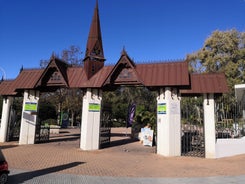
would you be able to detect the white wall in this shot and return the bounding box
[216,137,245,158]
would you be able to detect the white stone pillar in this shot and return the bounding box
[0,96,13,142]
[19,90,39,145]
[80,88,102,150]
[157,87,181,156]
[203,93,216,158]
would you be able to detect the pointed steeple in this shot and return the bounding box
[84,1,105,79]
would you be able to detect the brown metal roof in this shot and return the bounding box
[11,69,44,90]
[180,73,229,95]
[67,67,87,88]
[82,66,113,88]
[0,61,228,96]
[136,61,189,87]
[62,66,113,88]
[0,80,16,96]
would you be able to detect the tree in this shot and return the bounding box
[187,29,245,91]
[102,86,157,127]
[40,45,83,68]
[61,45,83,66]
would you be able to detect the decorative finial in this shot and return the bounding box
[121,46,127,56]
[20,65,23,73]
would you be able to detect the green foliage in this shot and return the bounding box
[187,29,245,92]
[181,97,203,125]
[102,86,156,127]
[38,101,57,123]
[41,119,57,126]
[135,107,156,133]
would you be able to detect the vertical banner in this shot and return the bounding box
[127,103,136,128]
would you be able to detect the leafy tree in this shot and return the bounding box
[187,29,245,91]
[102,86,157,127]
[38,101,57,123]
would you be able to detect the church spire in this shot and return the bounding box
[84,0,105,79]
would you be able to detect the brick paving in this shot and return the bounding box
[1,128,245,183]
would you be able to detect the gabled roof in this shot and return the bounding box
[103,50,143,87]
[180,73,229,95]
[35,56,69,90]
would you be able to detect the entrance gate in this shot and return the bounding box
[99,110,112,148]
[7,105,20,141]
[35,123,50,143]
[181,97,205,157]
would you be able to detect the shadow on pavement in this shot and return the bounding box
[105,137,138,148]
[0,145,19,150]
[8,162,84,183]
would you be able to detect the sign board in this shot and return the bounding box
[141,128,154,147]
[24,102,37,112]
[157,103,166,114]
[89,103,101,112]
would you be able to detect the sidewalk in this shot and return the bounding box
[1,128,245,183]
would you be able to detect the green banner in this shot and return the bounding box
[24,102,37,112]
[157,103,166,114]
[89,103,100,112]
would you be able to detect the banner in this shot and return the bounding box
[127,103,136,128]
[89,103,101,112]
[141,127,154,147]
[24,102,37,112]
[157,103,166,114]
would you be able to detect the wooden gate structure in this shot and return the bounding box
[0,1,229,158]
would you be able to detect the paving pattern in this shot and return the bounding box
[1,128,245,183]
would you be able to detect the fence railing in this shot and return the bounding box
[216,118,245,139]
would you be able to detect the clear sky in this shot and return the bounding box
[0,0,244,79]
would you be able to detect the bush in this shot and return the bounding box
[41,119,57,126]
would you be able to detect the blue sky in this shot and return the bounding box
[0,0,244,79]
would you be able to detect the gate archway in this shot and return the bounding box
[0,2,229,158]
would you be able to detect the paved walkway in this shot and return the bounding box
[1,128,245,183]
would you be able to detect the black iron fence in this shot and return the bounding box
[215,98,245,139]
[181,97,205,157]
[35,125,50,143]
[99,111,112,148]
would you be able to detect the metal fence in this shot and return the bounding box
[35,125,50,143]
[181,97,205,157]
[215,98,245,139]
[99,111,111,148]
